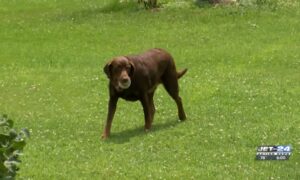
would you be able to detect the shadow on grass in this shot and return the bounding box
[56,1,212,22]
[195,0,214,8]
[100,0,142,13]
[55,1,143,23]
[106,118,183,144]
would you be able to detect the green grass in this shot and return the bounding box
[0,0,299,179]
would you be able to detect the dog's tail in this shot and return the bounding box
[177,68,188,79]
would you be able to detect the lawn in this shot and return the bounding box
[0,0,299,179]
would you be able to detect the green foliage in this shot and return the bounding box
[0,115,30,179]
[138,0,158,9]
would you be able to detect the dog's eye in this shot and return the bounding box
[112,66,121,72]
[118,65,123,69]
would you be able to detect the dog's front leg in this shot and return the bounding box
[102,96,118,139]
[140,94,152,131]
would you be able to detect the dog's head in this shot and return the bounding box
[104,56,135,92]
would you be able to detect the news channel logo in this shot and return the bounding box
[256,145,292,160]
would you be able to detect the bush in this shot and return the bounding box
[0,115,30,179]
[138,0,158,9]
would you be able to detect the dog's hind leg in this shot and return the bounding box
[162,72,186,121]
[148,92,156,123]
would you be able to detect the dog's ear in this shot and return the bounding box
[104,61,112,78]
[129,61,135,77]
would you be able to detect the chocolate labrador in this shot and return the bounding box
[102,48,187,139]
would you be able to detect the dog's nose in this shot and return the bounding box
[121,77,129,84]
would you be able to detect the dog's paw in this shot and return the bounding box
[101,133,109,140]
[179,113,186,121]
[144,128,151,133]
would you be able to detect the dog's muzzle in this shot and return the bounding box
[118,79,131,89]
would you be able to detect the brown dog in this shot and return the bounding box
[102,48,187,139]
